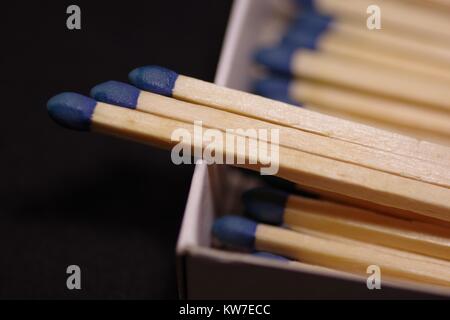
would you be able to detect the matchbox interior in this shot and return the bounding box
[175,0,450,299]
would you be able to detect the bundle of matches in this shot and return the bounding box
[212,187,450,288]
[48,65,450,286]
[254,0,450,145]
[48,65,450,223]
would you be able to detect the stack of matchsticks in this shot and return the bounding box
[47,64,450,288]
[254,0,450,146]
[213,187,450,287]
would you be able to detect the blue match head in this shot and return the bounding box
[128,65,178,97]
[90,81,140,109]
[282,26,324,50]
[253,77,301,106]
[294,11,333,29]
[212,215,257,250]
[253,252,290,262]
[47,92,97,131]
[254,46,298,74]
[242,187,288,225]
[294,0,316,10]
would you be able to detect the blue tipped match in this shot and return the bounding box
[243,188,288,226]
[293,12,333,32]
[253,252,290,262]
[128,65,178,97]
[295,0,316,10]
[254,77,301,106]
[254,46,298,74]
[212,216,257,249]
[90,81,140,109]
[47,93,97,131]
[282,26,324,50]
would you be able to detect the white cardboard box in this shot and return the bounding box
[175,0,450,299]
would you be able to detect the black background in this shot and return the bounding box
[1,1,232,299]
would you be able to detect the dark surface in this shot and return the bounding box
[1,1,232,299]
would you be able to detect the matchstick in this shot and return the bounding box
[128,66,450,167]
[420,0,450,10]
[297,184,450,227]
[293,225,450,269]
[46,92,450,222]
[288,12,450,70]
[47,92,193,150]
[254,77,450,144]
[296,0,450,41]
[243,188,450,261]
[284,22,450,83]
[213,215,450,287]
[91,80,450,188]
[255,45,450,113]
[283,12,450,74]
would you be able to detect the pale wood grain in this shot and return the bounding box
[90,102,450,222]
[315,31,450,82]
[292,50,450,113]
[298,184,450,227]
[289,79,450,144]
[315,0,450,40]
[283,194,450,260]
[324,21,450,68]
[136,91,450,188]
[174,75,450,167]
[255,223,450,287]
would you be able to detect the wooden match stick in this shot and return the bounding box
[420,0,450,10]
[91,81,450,188]
[255,46,450,114]
[297,0,450,41]
[255,77,450,144]
[213,215,450,287]
[289,12,450,71]
[284,23,450,83]
[321,19,450,68]
[128,65,450,167]
[297,184,450,227]
[243,188,450,261]
[46,92,450,222]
